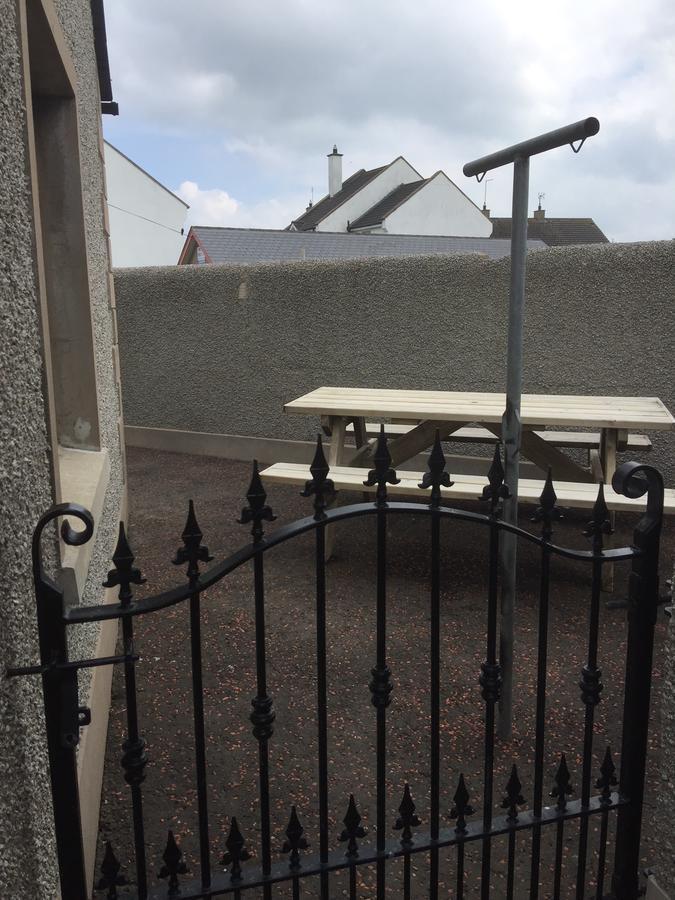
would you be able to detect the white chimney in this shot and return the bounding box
[328,145,343,197]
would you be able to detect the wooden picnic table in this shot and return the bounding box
[284,387,675,486]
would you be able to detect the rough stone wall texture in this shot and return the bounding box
[0,4,61,896]
[0,1,124,897]
[115,240,675,480]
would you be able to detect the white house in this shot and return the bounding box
[104,141,189,266]
[288,147,492,238]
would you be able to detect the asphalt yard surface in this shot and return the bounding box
[94,447,674,898]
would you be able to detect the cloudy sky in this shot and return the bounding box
[103,0,675,241]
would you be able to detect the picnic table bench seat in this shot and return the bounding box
[344,422,652,452]
[260,462,675,515]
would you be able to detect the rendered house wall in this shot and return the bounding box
[382,173,493,237]
[0,1,126,896]
[104,142,188,266]
[0,3,60,894]
[317,157,420,232]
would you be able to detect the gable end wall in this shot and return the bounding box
[383,173,493,237]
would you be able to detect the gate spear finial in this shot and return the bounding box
[173,499,213,582]
[450,774,474,834]
[301,434,336,518]
[551,754,574,811]
[340,794,366,857]
[419,430,453,507]
[239,460,276,542]
[222,816,250,882]
[363,425,400,504]
[501,764,526,822]
[394,782,421,846]
[282,805,309,869]
[103,522,146,607]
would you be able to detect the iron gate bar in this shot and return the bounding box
[418,431,452,898]
[31,504,94,900]
[173,500,214,891]
[479,444,508,899]
[577,484,612,896]
[529,469,561,898]
[394,782,420,899]
[299,434,334,898]
[612,463,664,899]
[62,509,642,627]
[13,436,664,900]
[503,764,526,899]
[240,461,277,900]
[551,754,574,898]
[364,426,398,900]
[104,524,150,898]
[142,794,627,899]
[596,747,619,898]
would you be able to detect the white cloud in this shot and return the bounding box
[177,181,239,226]
[177,181,304,230]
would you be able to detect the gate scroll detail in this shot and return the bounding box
[8,433,664,900]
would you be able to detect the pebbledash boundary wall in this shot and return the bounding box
[114,240,675,481]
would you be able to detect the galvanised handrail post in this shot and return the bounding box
[32,505,94,900]
[611,463,664,899]
[463,116,600,738]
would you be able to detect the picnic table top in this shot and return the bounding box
[284,387,675,431]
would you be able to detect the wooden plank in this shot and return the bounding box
[386,420,468,467]
[589,449,604,482]
[284,387,675,431]
[344,423,652,450]
[320,415,333,436]
[260,463,675,514]
[287,387,672,410]
[519,430,596,483]
[320,401,668,417]
[600,429,618,483]
[481,423,595,484]
[349,438,377,466]
[293,387,670,407]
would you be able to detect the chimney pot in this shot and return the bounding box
[533,207,546,221]
[327,145,343,197]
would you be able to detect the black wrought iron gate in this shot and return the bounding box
[9,433,664,899]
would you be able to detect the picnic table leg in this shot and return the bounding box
[350,417,373,502]
[352,416,367,450]
[599,429,618,592]
[325,416,348,561]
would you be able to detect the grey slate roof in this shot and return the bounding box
[289,165,386,231]
[185,226,546,264]
[349,179,428,229]
[490,216,608,246]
